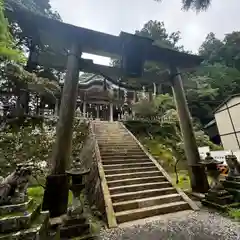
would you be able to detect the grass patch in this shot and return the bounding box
[170,170,190,191]
[228,208,240,221]
[68,191,73,205]
[170,170,214,191]
[28,186,44,203]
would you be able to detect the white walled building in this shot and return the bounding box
[214,94,240,151]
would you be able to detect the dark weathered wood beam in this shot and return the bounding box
[6,6,203,69]
[35,53,169,85]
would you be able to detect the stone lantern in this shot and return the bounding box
[222,155,240,202]
[200,154,235,209]
[66,159,90,218]
[59,159,90,239]
[200,155,224,191]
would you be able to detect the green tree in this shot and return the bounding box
[136,20,183,50]
[133,94,174,119]
[0,0,24,61]
[156,0,211,11]
[199,32,224,63]
[184,62,240,124]
[199,31,240,70]
[5,0,62,20]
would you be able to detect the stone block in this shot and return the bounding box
[225,176,240,182]
[201,199,240,211]
[222,177,240,201]
[201,188,239,211]
[0,211,49,240]
[0,199,33,216]
[0,203,40,233]
[223,180,240,190]
[60,223,90,239]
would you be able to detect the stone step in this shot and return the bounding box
[99,147,140,152]
[104,166,158,175]
[96,135,131,139]
[222,180,240,190]
[109,182,172,195]
[97,137,132,143]
[113,194,183,212]
[98,143,138,148]
[106,171,162,181]
[101,154,147,159]
[98,141,137,145]
[111,187,177,202]
[115,201,190,223]
[107,176,166,188]
[225,188,240,201]
[98,143,139,148]
[60,223,90,239]
[103,162,155,170]
[102,159,152,165]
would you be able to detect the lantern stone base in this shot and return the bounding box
[201,188,239,211]
[222,176,240,202]
[60,220,90,239]
[49,215,95,239]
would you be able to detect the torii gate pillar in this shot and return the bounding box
[42,42,82,217]
[170,66,209,193]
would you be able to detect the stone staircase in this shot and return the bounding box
[91,120,198,226]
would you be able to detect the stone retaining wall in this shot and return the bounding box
[80,130,106,222]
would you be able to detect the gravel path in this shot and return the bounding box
[99,210,240,240]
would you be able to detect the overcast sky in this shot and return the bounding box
[50,0,239,65]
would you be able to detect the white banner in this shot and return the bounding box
[198,146,240,164]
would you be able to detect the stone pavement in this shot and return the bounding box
[99,209,240,240]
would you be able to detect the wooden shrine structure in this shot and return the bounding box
[5,5,209,217]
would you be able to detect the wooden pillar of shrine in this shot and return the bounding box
[54,98,59,116]
[109,102,113,122]
[83,101,86,118]
[42,42,82,217]
[96,105,100,119]
[170,66,209,193]
[18,42,37,114]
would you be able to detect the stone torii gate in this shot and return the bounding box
[7,6,209,217]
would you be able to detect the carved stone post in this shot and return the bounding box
[170,66,209,193]
[42,42,82,217]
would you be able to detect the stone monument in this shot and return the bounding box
[222,155,240,202]
[0,164,49,240]
[200,153,237,210]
